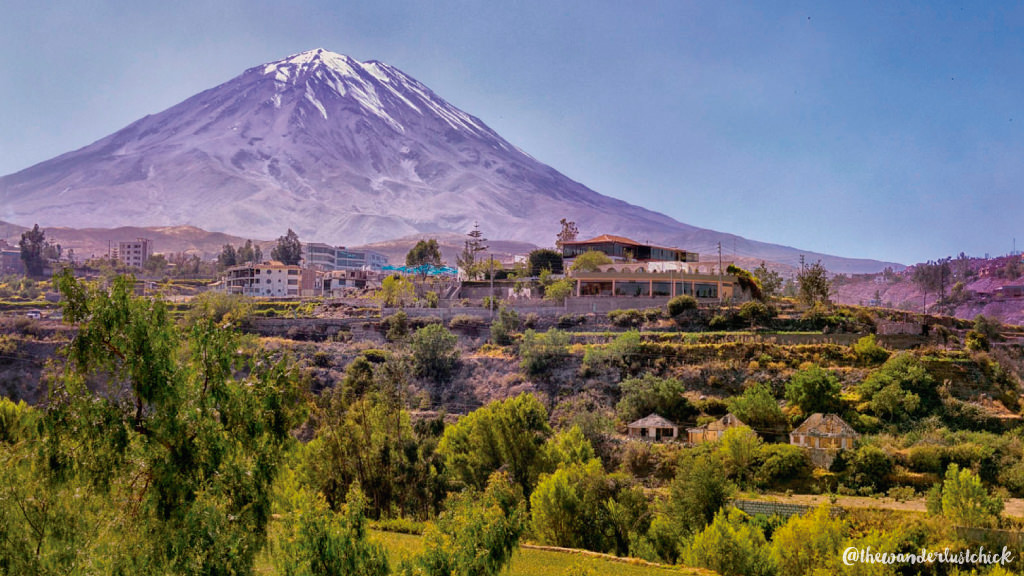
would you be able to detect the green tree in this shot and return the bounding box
[377,275,416,308]
[852,334,890,366]
[218,243,238,268]
[685,507,773,576]
[456,223,488,276]
[616,374,693,424]
[569,250,612,273]
[785,365,842,415]
[940,463,1003,528]
[543,278,575,302]
[727,264,763,301]
[518,328,570,378]
[716,425,763,488]
[531,459,648,555]
[770,505,847,576]
[18,223,47,277]
[666,451,735,537]
[797,259,831,306]
[406,239,443,267]
[752,261,783,300]
[727,383,787,431]
[437,393,552,496]
[238,239,263,264]
[399,472,527,576]
[272,228,303,265]
[143,253,169,275]
[410,323,459,383]
[846,444,893,492]
[542,425,596,469]
[1,270,304,574]
[528,249,564,275]
[858,353,938,422]
[490,306,520,346]
[738,300,776,327]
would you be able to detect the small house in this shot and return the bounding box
[790,413,859,468]
[627,413,678,441]
[687,413,747,444]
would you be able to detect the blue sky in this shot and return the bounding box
[2,1,1022,265]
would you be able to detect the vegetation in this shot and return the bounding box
[784,364,842,415]
[378,275,416,307]
[555,218,579,251]
[666,294,697,317]
[410,323,460,383]
[519,328,570,377]
[796,259,831,306]
[271,228,303,265]
[406,239,443,267]
[570,250,613,273]
[528,249,564,275]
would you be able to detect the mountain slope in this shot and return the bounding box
[0,48,899,273]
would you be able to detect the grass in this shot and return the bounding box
[369,529,712,576]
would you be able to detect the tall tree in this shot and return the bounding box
[18,223,47,277]
[218,243,238,269]
[752,261,783,300]
[238,239,262,264]
[528,249,564,276]
[406,239,443,267]
[796,259,831,306]
[555,218,579,251]
[456,223,488,276]
[271,228,303,265]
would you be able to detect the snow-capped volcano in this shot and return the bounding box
[0,49,897,273]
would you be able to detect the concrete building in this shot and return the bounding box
[223,261,303,297]
[561,234,699,263]
[0,240,24,275]
[571,262,737,301]
[301,242,388,271]
[117,238,152,269]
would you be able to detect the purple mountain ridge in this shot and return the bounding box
[0,48,899,273]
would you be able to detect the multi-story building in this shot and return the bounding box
[117,238,152,269]
[0,240,25,275]
[223,261,303,297]
[301,242,388,271]
[561,234,699,263]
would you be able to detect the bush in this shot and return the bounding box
[755,444,810,488]
[519,328,570,378]
[784,365,842,415]
[490,307,520,346]
[411,323,459,383]
[851,334,890,365]
[523,313,539,329]
[667,295,698,317]
[607,309,645,328]
[556,313,586,328]
[616,374,693,423]
[845,444,892,492]
[738,301,776,327]
[383,310,410,342]
[312,351,333,368]
[449,314,485,332]
[425,291,439,308]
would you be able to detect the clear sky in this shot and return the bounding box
[2,1,1022,265]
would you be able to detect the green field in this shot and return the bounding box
[369,530,712,576]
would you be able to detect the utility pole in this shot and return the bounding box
[489,255,495,318]
[717,242,723,304]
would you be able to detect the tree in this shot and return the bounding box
[727,383,786,432]
[410,323,459,383]
[716,426,763,488]
[377,275,416,308]
[727,264,763,301]
[238,239,262,264]
[797,259,831,306]
[939,463,1003,528]
[667,295,698,317]
[528,249,564,275]
[4,270,305,573]
[18,223,47,277]
[406,238,443,267]
[785,365,842,415]
[666,451,735,536]
[143,253,169,275]
[770,505,847,576]
[685,508,773,576]
[519,328,570,378]
[543,278,575,302]
[218,243,238,268]
[912,258,951,309]
[456,223,488,275]
[555,218,579,251]
[858,353,938,423]
[438,393,552,496]
[616,374,693,423]
[272,228,303,265]
[569,250,612,273]
[490,306,520,346]
[753,261,783,300]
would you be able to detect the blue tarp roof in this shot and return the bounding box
[382,264,459,276]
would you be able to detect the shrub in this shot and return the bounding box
[556,313,585,328]
[449,314,485,331]
[607,308,645,328]
[784,365,842,415]
[727,383,786,431]
[312,351,333,368]
[523,313,539,329]
[667,295,698,317]
[738,301,776,327]
[851,334,890,365]
[616,374,692,423]
[519,328,570,378]
[685,508,772,576]
[425,291,439,308]
[846,444,892,492]
[383,310,410,342]
[490,307,520,346]
[411,323,459,383]
[755,444,810,488]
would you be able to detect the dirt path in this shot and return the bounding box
[754,492,1024,518]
